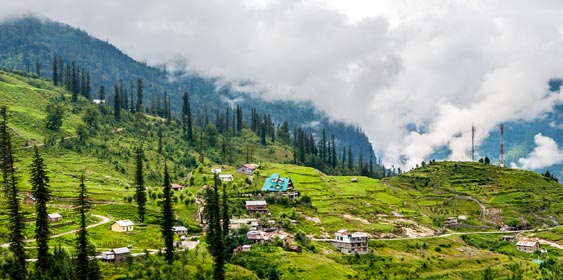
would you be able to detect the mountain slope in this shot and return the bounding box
[0,16,375,162]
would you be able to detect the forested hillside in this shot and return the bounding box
[0,16,376,168]
[4,71,563,278]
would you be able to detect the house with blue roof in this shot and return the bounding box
[261,173,297,198]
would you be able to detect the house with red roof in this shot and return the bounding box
[171,183,184,191]
[237,164,257,175]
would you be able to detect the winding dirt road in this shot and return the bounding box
[1,214,110,248]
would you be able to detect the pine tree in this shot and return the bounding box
[36,61,41,77]
[182,91,193,142]
[236,105,243,133]
[114,84,120,121]
[1,107,26,280]
[98,85,105,101]
[161,162,175,264]
[85,71,91,100]
[58,56,64,85]
[0,106,8,197]
[74,175,100,280]
[52,56,58,86]
[80,69,86,97]
[331,134,337,168]
[221,183,229,240]
[210,175,225,280]
[348,146,354,173]
[136,78,143,113]
[135,146,147,223]
[30,146,51,276]
[71,63,78,102]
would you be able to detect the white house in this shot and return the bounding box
[101,247,130,263]
[211,168,222,174]
[331,229,369,254]
[219,174,234,182]
[516,240,540,253]
[47,213,63,223]
[172,226,188,235]
[111,220,135,232]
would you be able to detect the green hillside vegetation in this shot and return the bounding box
[389,161,563,229]
[4,71,563,278]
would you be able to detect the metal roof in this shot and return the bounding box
[261,174,292,192]
[173,226,188,232]
[112,247,130,254]
[517,240,539,247]
[245,200,267,206]
[115,220,135,227]
[48,213,62,219]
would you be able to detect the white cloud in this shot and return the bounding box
[513,133,563,169]
[3,0,563,169]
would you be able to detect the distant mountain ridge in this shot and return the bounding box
[0,16,375,162]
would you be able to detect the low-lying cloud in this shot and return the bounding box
[513,134,563,169]
[3,0,563,169]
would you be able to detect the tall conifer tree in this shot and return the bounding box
[161,162,175,264]
[114,84,120,121]
[74,175,100,280]
[52,56,58,86]
[30,146,51,276]
[136,78,143,113]
[1,107,26,279]
[135,146,146,223]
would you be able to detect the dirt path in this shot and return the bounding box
[1,214,110,248]
[195,197,204,224]
[15,128,125,150]
[537,238,563,250]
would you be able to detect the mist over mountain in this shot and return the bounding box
[0,16,375,162]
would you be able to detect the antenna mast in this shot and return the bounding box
[471,125,475,161]
[499,123,505,167]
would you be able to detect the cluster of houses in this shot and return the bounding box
[209,163,259,184]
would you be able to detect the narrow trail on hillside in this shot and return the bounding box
[451,196,487,220]
[1,214,110,248]
[14,128,125,150]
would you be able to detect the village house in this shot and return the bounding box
[245,200,268,214]
[230,218,260,231]
[171,183,184,191]
[331,229,369,255]
[237,164,257,175]
[101,247,130,263]
[92,99,105,104]
[444,217,459,228]
[516,240,540,253]
[47,213,63,223]
[219,174,234,182]
[172,226,188,235]
[111,220,135,232]
[242,244,252,252]
[261,173,298,198]
[247,230,270,243]
[24,195,37,205]
[501,235,515,242]
[211,167,222,174]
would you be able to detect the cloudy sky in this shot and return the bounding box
[3,0,563,168]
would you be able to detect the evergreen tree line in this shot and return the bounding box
[112,78,145,121]
[51,55,92,102]
[202,175,230,280]
[292,127,387,178]
[51,55,384,179]
[0,106,100,279]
